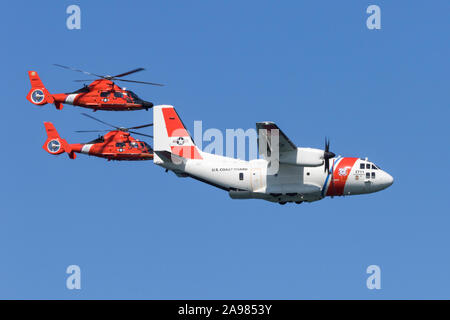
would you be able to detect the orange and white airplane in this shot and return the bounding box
[152,105,394,204]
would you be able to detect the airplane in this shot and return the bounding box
[152,105,394,204]
[42,113,154,161]
[26,64,163,111]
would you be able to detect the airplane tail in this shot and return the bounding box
[153,105,202,164]
[26,71,63,110]
[42,122,76,159]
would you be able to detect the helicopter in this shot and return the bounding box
[43,113,154,161]
[27,64,163,111]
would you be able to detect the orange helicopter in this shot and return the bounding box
[27,64,163,111]
[43,113,153,161]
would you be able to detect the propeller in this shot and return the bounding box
[76,113,153,138]
[323,137,336,174]
[54,64,164,86]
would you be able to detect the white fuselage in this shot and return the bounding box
[153,105,393,204]
[155,151,393,204]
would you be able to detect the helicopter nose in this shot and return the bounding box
[142,101,153,109]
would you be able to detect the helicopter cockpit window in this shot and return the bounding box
[127,91,141,100]
[114,92,123,98]
[144,142,153,152]
[100,92,110,97]
[130,142,138,148]
[116,142,125,148]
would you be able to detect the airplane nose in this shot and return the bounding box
[382,172,394,189]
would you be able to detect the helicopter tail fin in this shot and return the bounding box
[27,71,59,108]
[42,122,76,159]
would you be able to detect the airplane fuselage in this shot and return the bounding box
[153,105,393,205]
[156,151,393,204]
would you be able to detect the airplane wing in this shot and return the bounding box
[256,122,297,159]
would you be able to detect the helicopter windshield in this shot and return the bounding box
[144,142,153,152]
[127,91,141,101]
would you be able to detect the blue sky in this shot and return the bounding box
[0,1,449,299]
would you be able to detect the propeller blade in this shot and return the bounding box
[75,130,109,133]
[53,64,104,78]
[81,112,120,129]
[114,78,165,86]
[128,130,153,138]
[323,137,335,173]
[127,123,153,130]
[111,68,145,78]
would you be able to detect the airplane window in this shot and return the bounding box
[366,172,370,179]
[100,92,110,97]
[114,92,123,98]
[366,163,371,169]
[360,163,365,169]
[371,164,378,170]
[239,173,244,181]
[372,172,376,179]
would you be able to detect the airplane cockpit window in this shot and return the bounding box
[371,164,378,170]
[366,163,371,169]
[360,163,365,169]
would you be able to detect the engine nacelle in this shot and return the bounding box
[279,147,324,167]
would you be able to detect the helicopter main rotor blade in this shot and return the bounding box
[128,130,153,138]
[111,68,145,79]
[73,79,98,82]
[53,64,104,78]
[127,123,153,130]
[114,78,165,86]
[81,112,120,130]
[75,130,110,133]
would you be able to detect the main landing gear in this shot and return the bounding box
[278,201,303,205]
